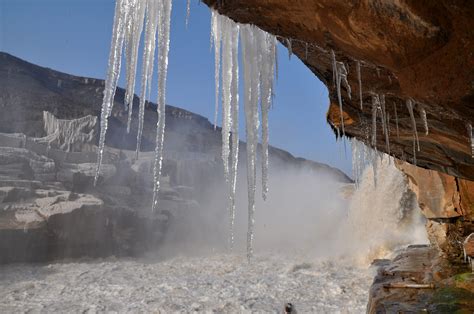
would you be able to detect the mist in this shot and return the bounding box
[157,151,428,265]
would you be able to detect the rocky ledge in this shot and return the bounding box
[368,245,474,313]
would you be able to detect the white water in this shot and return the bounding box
[0,254,373,313]
[0,150,428,313]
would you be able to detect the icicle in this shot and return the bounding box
[467,123,474,157]
[420,106,429,135]
[95,0,131,185]
[136,0,160,158]
[228,22,240,250]
[152,0,172,212]
[220,16,234,182]
[357,61,363,110]
[333,54,351,136]
[331,50,337,87]
[124,0,146,133]
[211,11,222,130]
[394,103,400,139]
[406,99,420,152]
[259,34,276,201]
[286,38,292,60]
[380,95,390,155]
[241,25,260,261]
[371,95,379,147]
[185,0,191,28]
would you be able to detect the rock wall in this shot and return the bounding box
[396,161,474,260]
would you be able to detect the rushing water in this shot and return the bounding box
[0,253,373,313]
[0,153,428,313]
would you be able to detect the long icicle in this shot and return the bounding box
[152,0,172,212]
[228,21,240,250]
[125,0,146,133]
[241,25,260,262]
[220,16,233,183]
[371,95,379,147]
[136,0,159,158]
[211,11,222,130]
[380,94,390,155]
[95,0,130,185]
[406,99,420,151]
[260,35,276,201]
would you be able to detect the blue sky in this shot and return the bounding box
[0,0,352,175]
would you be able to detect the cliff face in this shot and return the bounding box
[204,0,474,181]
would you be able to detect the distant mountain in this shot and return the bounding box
[0,51,351,183]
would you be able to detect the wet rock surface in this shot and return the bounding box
[368,245,474,313]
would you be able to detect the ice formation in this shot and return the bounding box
[420,106,429,135]
[124,0,146,133]
[286,38,293,60]
[380,95,390,155]
[185,0,191,27]
[352,138,385,188]
[152,0,172,212]
[406,99,420,164]
[357,61,363,109]
[94,0,173,214]
[394,103,400,139]
[371,95,379,147]
[331,51,351,135]
[212,11,276,258]
[38,111,97,152]
[468,123,474,157]
[210,11,221,130]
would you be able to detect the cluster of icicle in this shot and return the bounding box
[94,0,173,214]
[211,11,277,260]
[351,138,390,188]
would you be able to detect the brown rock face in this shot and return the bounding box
[204,0,474,180]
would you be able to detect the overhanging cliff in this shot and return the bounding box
[203,0,474,181]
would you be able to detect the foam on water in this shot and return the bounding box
[0,254,373,313]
